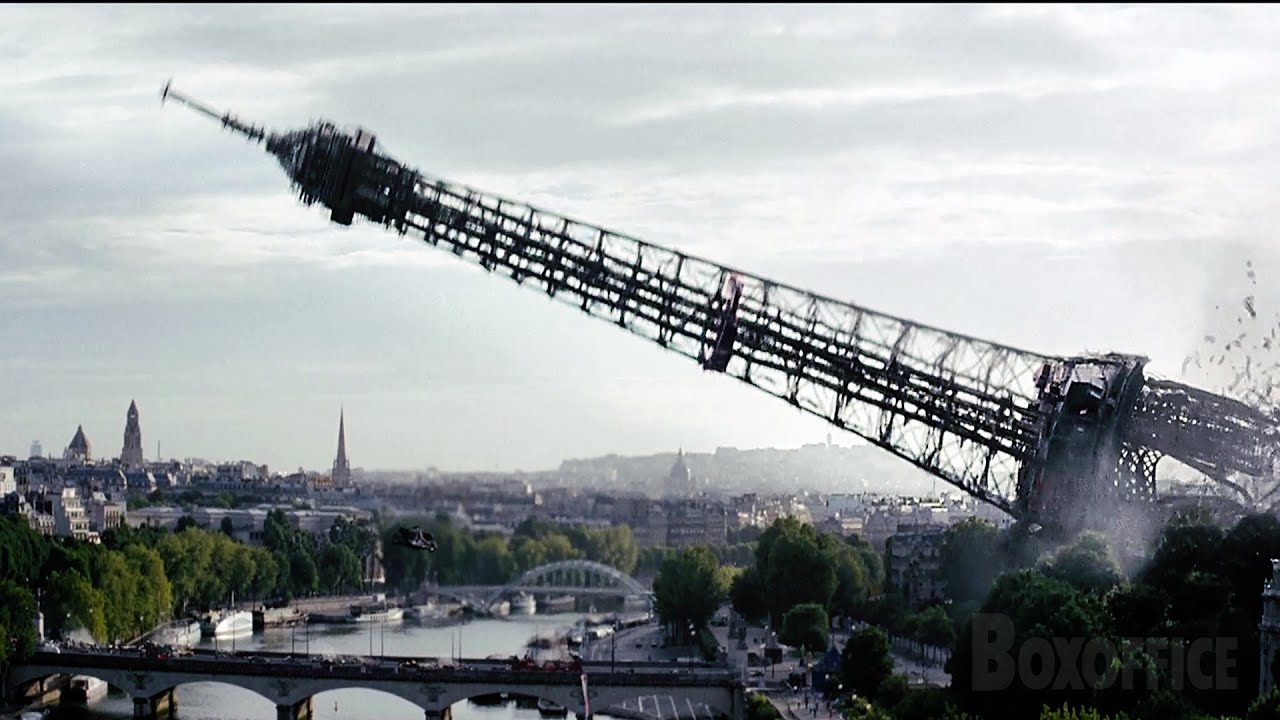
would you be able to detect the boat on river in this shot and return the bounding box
[63,676,108,706]
[200,610,253,638]
[537,699,569,717]
[510,592,536,615]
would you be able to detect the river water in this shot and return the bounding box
[55,614,596,720]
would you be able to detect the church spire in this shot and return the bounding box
[332,406,352,488]
[121,399,144,469]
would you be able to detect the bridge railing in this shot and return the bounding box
[16,652,740,688]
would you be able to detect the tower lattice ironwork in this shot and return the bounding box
[160,84,1278,534]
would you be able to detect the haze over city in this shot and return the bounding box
[3,4,1280,471]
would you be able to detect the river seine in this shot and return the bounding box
[56,614,596,720]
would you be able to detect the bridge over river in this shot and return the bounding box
[429,560,656,611]
[6,649,744,720]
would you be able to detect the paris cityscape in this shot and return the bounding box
[6,5,1280,720]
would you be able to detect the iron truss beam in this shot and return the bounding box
[161,87,1279,528]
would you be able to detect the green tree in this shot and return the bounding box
[1248,688,1280,720]
[540,534,583,564]
[940,518,1004,610]
[250,547,281,599]
[585,526,639,575]
[746,694,781,720]
[729,565,768,624]
[827,538,872,618]
[263,509,294,552]
[288,548,319,596]
[472,536,517,584]
[328,516,378,562]
[1038,706,1112,720]
[780,603,829,653]
[847,533,884,595]
[841,625,893,699]
[947,570,1111,720]
[891,688,959,720]
[1039,532,1123,595]
[653,546,726,642]
[857,594,909,635]
[1105,582,1170,639]
[875,673,908,708]
[53,571,107,642]
[1220,513,1280,621]
[914,604,956,658]
[0,516,48,586]
[756,518,837,624]
[124,544,172,628]
[0,579,38,667]
[317,543,361,593]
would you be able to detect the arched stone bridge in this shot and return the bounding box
[7,651,742,720]
[434,560,654,610]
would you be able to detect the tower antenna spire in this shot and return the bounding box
[160,79,269,144]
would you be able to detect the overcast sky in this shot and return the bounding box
[3,4,1279,473]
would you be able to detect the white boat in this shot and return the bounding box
[64,675,108,705]
[540,595,575,614]
[153,620,202,647]
[537,698,568,718]
[351,605,404,624]
[510,592,536,615]
[201,610,253,637]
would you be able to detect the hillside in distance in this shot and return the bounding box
[550,442,939,497]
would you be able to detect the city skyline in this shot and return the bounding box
[11,398,857,475]
[4,5,1280,471]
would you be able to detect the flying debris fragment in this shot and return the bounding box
[392,526,436,552]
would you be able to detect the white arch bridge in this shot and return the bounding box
[7,651,744,720]
[432,560,654,610]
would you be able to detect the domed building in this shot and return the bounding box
[666,448,697,497]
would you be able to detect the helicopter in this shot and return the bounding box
[392,526,437,552]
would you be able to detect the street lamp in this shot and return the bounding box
[770,632,777,680]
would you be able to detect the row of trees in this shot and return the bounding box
[127,489,251,511]
[0,507,383,655]
[648,517,894,655]
[111,509,378,606]
[380,515,645,591]
[636,543,755,577]
[0,516,171,650]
